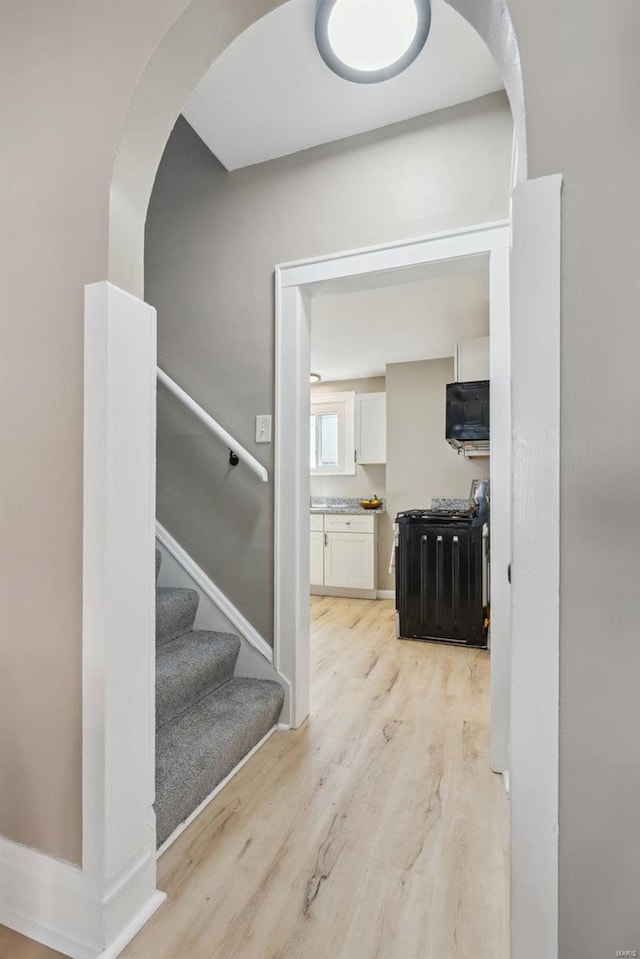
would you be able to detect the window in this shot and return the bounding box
[310,391,355,475]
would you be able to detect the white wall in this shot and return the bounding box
[310,266,489,381]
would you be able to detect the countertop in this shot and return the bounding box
[310,497,385,515]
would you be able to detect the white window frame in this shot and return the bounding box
[310,390,355,476]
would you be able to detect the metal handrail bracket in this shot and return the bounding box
[157,367,268,483]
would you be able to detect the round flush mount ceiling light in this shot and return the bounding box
[315,0,431,84]
[310,372,322,383]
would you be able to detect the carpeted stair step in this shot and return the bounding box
[155,548,161,584]
[156,586,199,645]
[156,630,241,729]
[155,677,284,847]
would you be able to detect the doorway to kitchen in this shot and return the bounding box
[274,220,511,780]
[308,254,491,607]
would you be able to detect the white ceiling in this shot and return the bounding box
[184,0,504,171]
[310,256,489,382]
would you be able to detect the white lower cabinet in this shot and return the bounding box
[310,530,325,587]
[324,532,375,589]
[310,513,377,595]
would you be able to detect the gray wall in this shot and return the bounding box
[507,2,640,955]
[146,92,513,642]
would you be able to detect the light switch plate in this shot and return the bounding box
[255,414,272,443]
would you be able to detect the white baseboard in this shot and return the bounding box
[376,589,395,600]
[100,891,165,959]
[157,724,283,858]
[156,521,273,663]
[0,836,165,959]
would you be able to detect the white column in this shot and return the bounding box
[83,281,164,955]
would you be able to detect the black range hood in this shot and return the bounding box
[445,380,490,453]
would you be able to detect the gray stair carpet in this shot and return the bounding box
[154,549,284,848]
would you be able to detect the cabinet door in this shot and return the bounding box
[356,393,386,464]
[310,530,325,586]
[324,532,375,590]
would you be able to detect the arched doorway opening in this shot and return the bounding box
[82,3,560,957]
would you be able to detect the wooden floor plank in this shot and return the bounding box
[2,596,509,959]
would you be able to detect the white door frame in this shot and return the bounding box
[275,187,561,957]
[274,219,511,741]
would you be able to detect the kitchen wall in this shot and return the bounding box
[147,92,513,643]
[385,357,490,591]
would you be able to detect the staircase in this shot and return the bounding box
[155,549,284,848]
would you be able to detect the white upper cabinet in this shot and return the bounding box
[456,335,490,382]
[355,392,386,465]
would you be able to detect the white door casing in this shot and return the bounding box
[275,221,512,736]
[274,207,561,959]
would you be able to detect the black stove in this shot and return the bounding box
[396,505,477,525]
[394,480,489,647]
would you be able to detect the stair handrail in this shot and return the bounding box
[157,367,268,484]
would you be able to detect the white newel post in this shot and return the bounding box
[83,282,164,955]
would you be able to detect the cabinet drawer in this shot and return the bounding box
[324,513,374,534]
[310,514,324,532]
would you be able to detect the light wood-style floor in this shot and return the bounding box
[1,596,509,959]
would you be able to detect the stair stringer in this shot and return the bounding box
[155,522,292,725]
